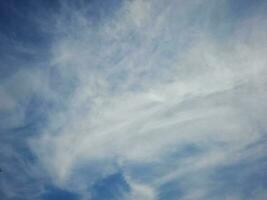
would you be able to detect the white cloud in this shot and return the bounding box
[22,0,267,198]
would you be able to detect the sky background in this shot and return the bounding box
[0,0,267,199]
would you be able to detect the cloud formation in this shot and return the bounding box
[1,0,267,199]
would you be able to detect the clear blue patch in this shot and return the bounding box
[158,180,184,200]
[90,172,130,200]
[41,185,80,200]
[0,0,52,80]
[227,0,267,20]
[210,156,267,199]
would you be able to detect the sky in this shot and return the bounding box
[0,0,267,199]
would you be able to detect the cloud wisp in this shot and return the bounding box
[1,0,267,199]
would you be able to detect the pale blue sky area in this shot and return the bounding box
[0,0,267,199]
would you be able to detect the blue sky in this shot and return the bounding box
[0,0,267,199]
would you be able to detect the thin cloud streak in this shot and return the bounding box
[1,0,267,199]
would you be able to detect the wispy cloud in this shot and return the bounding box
[1,0,267,199]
